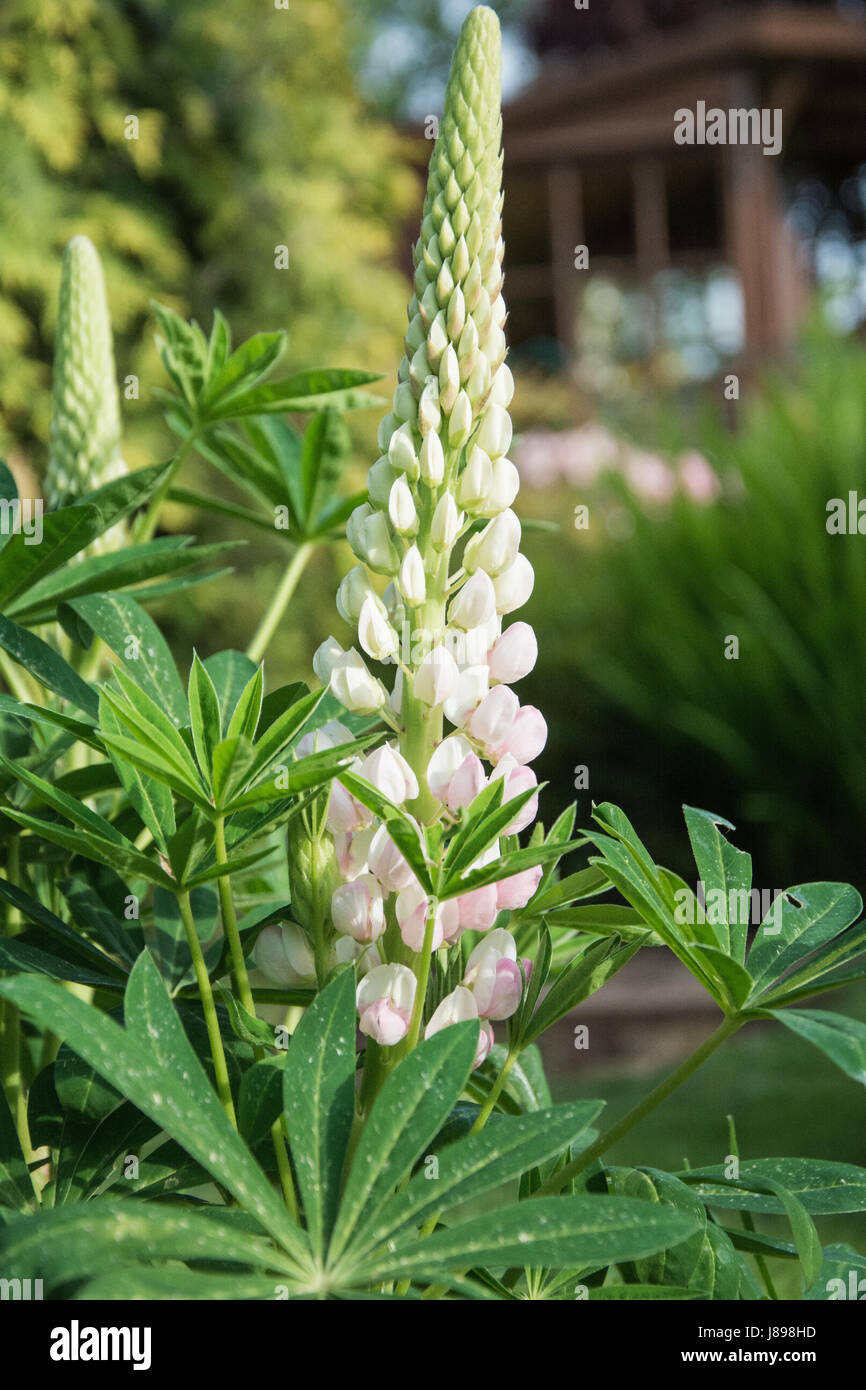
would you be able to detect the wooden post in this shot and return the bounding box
[632,158,669,345]
[546,165,583,356]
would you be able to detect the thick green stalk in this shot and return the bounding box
[534,1015,745,1197]
[247,541,316,664]
[176,888,236,1126]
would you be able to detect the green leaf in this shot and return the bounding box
[69,591,186,724]
[203,330,286,409]
[0,965,310,1269]
[527,866,610,916]
[767,1008,866,1087]
[0,809,174,888]
[329,1022,478,1264]
[0,936,124,991]
[0,614,98,717]
[203,651,260,735]
[300,408,350,529]
[679,1157,866,1214]
[226,664,264,743]
[188,652,222,788]
[100,701,175,852]
[747,882,863,998]
[684,944,753,1012]
[282,968,357,1258]
[238,1057,286,1148]
[353,1195,701,1286]
[0,1083,32,1211]
[8,537,239,625]
[244,686,325,783]
[216,986,276,1049]
[683,806,752,961]
[544,904,658,944]
[349,1100,604,1265]
[0,1202,296,1293]
[212,735,257,806]
[520,937,642,1046]
[207,368,382,420]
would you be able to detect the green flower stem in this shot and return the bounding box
[271,1115,299,1221]
[176,888,236,1127]
[247,540,317,665]
[404,897,440,1052]
[133,430,201,545]
[534,1014,745,1198]
[471,1042,519,1133]
[214,816,257,1021]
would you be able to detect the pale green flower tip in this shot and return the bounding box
[442,5,501,145]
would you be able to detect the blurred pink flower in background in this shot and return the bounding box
[514,423,721,507]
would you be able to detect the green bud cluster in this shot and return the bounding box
[46,236,127,522]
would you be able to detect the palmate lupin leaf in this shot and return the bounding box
[45,236,127,544]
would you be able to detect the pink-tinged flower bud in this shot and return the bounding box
[463,508,521,577]
[326,779,370,836]
[329,650,386,714]
[495,705,548,764]
[457,883,500,932]
[443,664,489,726]
[297,719,353,759]
[313,636,345,686]
[335,937,382,977]
[481,457,520,516]
[358,595,399,663]
[255,921,316,986]
[396,882,445,952]
[492,553,535,614]
[424,987,492,1067]
[447,753,486,810]
[476,403,513,459]
[399,544,426,608]
[469,684,519,753]
[457,446,493,512]
[495,864,543,911]
[415,643,459,706]
[388,476,419,536]
[491,755,539,833]
[487,622,537,684]
[431,492,464,551]
[449,569,496,630]
[463,929,523,1020]
[427,733,474,801]
[357,964,417,1046]
[419,429,445,485]
[332,827,376,879]
[331,874,386,943]
[368,823,416,892]
[360,744,419,804]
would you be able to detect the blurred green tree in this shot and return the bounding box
[0,0,415,464]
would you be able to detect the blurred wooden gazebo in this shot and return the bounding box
[495,2,866,362]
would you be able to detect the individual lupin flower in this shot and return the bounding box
[463,929,524,1020]
[357,964,417,1045]
[359,744,419,804]
[415,644,459,706]
[487,622,537,684]
[255,922,317,986]
[331,875,386,943]
[358,595,399,662]
[425,987,493,1068]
